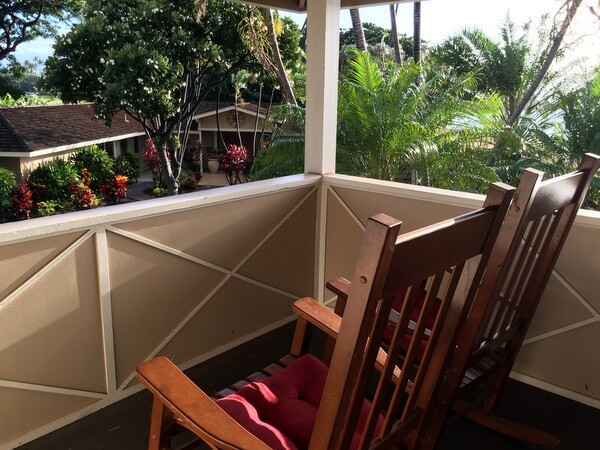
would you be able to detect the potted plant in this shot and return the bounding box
[206,147,220,174]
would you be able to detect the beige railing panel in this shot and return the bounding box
[512,218,600,404]
[323,175,600,409]
[0,175,320,448]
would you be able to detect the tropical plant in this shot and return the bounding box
[413,1,422,63]
[429,12,580,183]
[238,9,303,106]
[506,0,583,127]
[521,69,600,209]
[9,182,33,219]
[142,138,163,189]
[28,158,80,202]
[389,4,402,63]
[249,104,305,181]
[218,144,252,185]
[339,22,419,63]
[336,49,501,191]
[115,150,140,183]
[430,18,536,119]
[0,166,16,222]
[36,200,61,216]
[349,9,368,52]
[68,170,98,209]
[70,145,115,191]
[100,174,128,204]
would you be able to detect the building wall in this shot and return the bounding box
[0,136,145,182]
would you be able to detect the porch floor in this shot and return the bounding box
[16,322,599,450]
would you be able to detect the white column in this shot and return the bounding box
[304,0,340,175]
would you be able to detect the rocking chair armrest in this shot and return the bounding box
[293,297,342,339]
[136,357,270,450]
[326,277,351,317]
[326,277,351,299]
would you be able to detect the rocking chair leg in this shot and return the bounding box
[148,396,175,450]
[455,399,561,447]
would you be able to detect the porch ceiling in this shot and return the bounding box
[241,0,421,13]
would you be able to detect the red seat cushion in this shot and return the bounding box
[216,354,383,450]
[383,288,441,359]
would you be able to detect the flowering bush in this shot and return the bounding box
[70,145,115,191]
[218,144,252,185]
[115,150,140,183]
[101,174,128,204]
[142,138,163,188]
[69,169,97,209]
[9,182,33,219]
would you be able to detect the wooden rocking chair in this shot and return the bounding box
[418,153,600,449]
[135,181,515,450]
[328,154,600,448]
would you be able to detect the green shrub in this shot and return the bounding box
[37,200,62,216]
[28,158,79,202]
[0,167,17,222]
[180,173,198,191]
[115,150,140,183]
[70,145,115,191]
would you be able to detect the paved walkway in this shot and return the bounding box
[127,170,229,201]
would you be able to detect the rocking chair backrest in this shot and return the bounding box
[310,182,515,450]
[419,153,600,447]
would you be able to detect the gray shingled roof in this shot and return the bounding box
[0,103,144,153]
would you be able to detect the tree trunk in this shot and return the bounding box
[413,2,421,64]
[390,4,402,64]
[350,9,367,52]
[506,0,582,127]
[262,8,297,105]
[157,136,180,196]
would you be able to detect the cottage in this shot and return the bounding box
[0,101,272,182]
[192,101,272,159]
[0,103,145,181]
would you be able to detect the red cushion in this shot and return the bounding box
[216,354,383,449]
[383,288,441,359]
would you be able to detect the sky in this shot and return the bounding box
[285,0,600,66]
[10,0,600,68]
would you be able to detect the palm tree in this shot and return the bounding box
[524,70,600,209]
[349,9,367,51]
[336,49,501,191]
[238,7,297,105]
[250,104,305,180]
[389,4,402,63]
[506,0,583,126]
[430,20,530,119]
[413,1,421,63]
[429,15,569,179]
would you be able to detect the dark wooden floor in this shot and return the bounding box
[16,322,600,450]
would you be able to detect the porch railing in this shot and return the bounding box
[1,173,598,449]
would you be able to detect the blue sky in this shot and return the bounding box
[11,0,600,67]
